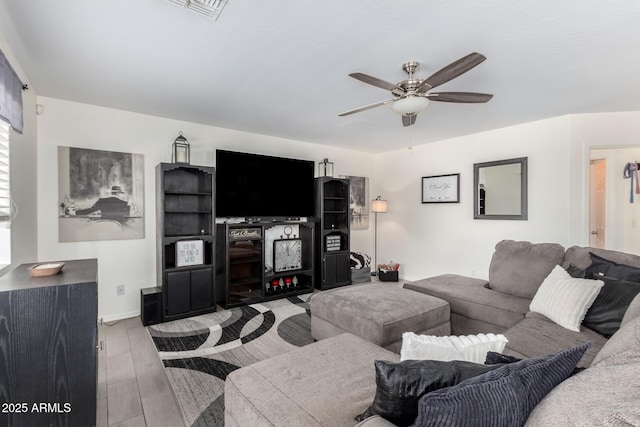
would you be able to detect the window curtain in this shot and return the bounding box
[0,49,24,134]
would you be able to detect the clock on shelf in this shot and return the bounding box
[274,226,303,272]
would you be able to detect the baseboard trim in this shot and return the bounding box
[100,310,140,324]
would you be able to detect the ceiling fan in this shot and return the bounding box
[339,52,493,127]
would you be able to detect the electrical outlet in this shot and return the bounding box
[117,284,125,296]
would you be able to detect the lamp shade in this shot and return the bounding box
[391,96,430,115]
[372,197,388,213]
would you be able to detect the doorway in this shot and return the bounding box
[589,159,606,248]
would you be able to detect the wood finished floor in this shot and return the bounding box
[97,317,185,427]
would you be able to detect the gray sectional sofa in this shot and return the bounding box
[225,241,640,426]
[404,241,636,366]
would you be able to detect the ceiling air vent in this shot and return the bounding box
[168,0,229,20]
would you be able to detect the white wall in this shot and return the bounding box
[36,97,374,320]
[0,23,38,273]
[371,116,571,281]
[371,111,640,282]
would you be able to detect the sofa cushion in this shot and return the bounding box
[355,415,397,427]
[447,313,507,336]
[224,333,399,427]
[357,359,505,427]
[525,316,640,427]
[503,312,606,368]
[410,343,589,427]
[400,332,508,363]
[622,293,640,327]
[488,240,565,299]
[529,265,603,332]
[404,274,530,330]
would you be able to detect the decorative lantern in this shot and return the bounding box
[172,131,190,164]
[318,158,334,177]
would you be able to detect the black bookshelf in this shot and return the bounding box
[315,177,351,289]
[156,163,216,322]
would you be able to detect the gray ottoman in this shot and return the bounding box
[310,283,451,352]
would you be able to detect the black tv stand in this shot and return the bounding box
[215,219,316,308]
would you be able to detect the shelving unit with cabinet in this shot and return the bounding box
[156,163,216,322]
[315,177,351,289]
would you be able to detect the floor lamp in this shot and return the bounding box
[371,196,388,276]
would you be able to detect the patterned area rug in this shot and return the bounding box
[147,295,313,427]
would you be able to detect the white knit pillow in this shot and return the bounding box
[529,265,604,332]
[400,332,509,363]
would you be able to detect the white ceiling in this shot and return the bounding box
[2,0,640,153]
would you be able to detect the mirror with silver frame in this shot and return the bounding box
[474,157,528,220]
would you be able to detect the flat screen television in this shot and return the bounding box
[216,150,315,219]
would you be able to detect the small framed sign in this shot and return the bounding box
[176,240,204,267]
[422,173,460,203]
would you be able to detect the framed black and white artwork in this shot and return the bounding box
[58,146,144,242]
[422,173,460,203]
[340,175,369,230]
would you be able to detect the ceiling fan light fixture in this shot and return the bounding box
[391,96,430,115]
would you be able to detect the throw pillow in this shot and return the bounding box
[356,359,505,426]
[484,351,521,365]
[586,253,640,282]
[485,351,585,376]
[565,263,640,337]
[529,265,603,331]
[350,251,371,269]
[582,275,640,337]
[400,332,508,363]
[409,342,591,427]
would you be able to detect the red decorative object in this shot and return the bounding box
[284,277,292,284]
[271,279,279,287]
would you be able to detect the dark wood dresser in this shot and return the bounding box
[0,258,98,427]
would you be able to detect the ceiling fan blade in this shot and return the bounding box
[349,73,401,92]
[423,52,487,89]
[427,92,493,103]
[339,99,396,116]
[402,114,417,127]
